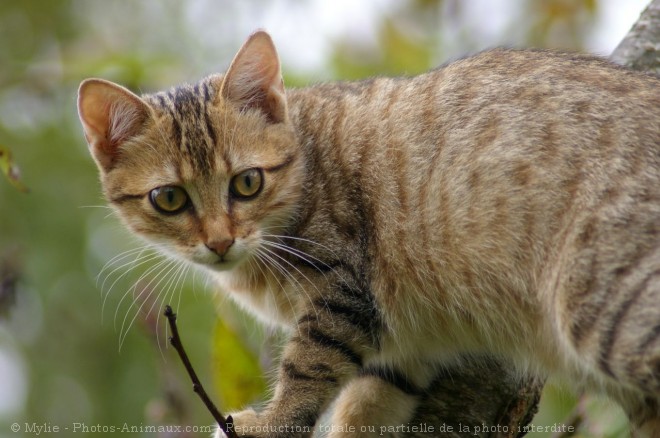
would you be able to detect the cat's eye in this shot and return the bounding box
[230,168,263,199]
[149,186,190,214]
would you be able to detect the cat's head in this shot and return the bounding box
[77,31,303,272]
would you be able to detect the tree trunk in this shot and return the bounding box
[406,357,542,437]
[610,0,660,75]
[405,1,660,436]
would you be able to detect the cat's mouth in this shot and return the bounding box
[189,238,251,272]
[203,256,243,272]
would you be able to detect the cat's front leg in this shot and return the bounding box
[222,338,361,438]
[220,290,380,437]
[224,376,421,438]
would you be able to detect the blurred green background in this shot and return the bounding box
[0,1,649,437]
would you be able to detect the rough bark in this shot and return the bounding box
[610,0,660,75]
[403,2,659,436]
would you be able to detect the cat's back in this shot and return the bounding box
[290,48,659,172]
[428,48,660,202]
[289,48,660,234]
[292,48,660,113]
[287,48,659,334]
[433,48,659,155]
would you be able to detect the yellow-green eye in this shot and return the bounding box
[149,186,190,214]
[230,168,263,199]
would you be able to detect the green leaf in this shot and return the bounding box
[0,144,29,193]
[211,318,266,411]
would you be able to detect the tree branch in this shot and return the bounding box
[164,305,238,438]
[406,356,543,437]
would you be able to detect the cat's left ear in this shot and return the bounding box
[220,30,287,124]
[77,78,151,172]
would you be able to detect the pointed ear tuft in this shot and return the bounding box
[221,30,287,124]
[77,79,150,171]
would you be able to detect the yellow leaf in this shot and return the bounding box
[0,144,29,193]
[583,0,597,14]
[211,318,266,411]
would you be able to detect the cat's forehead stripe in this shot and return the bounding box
[201,82,217,147]
[155,93,183,150]
[151,82,218,176]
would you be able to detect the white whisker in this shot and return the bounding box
[262,240,331,275]
[97,245,152,287]
[255,247,324,331]
[101,251,163,322]
[262,233,359,294]
[78,205,115,210]
[153,261,190,356]
[250,252,294,315]
[114,256,171,334]
[262,233,342,258]
[118,258,179,350]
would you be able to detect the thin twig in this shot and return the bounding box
[164,305,238,438]
[551,394,587,438]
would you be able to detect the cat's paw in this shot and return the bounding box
[216,409,313,438]
[231,409,262,437]
[214,409,262,438]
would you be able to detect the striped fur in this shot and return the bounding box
[78,31,660,436]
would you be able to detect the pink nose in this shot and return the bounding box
[205,238,234,257]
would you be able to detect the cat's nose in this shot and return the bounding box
[205,238,234,257]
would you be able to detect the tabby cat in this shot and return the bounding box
[77,31,660,436]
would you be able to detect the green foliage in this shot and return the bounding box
[332,18,435,79]
[526,0,598,49]
[212,318,266,411]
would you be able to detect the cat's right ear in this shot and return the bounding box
[220,30,288,124]
[77,79,150,172]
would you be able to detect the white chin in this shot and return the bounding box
[204,258,241,272]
